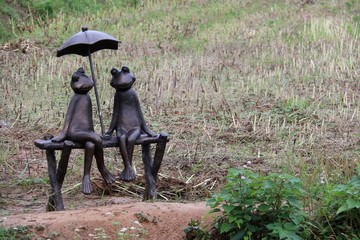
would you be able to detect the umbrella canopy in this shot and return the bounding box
[56,27,121,135]
[57,27,120,57]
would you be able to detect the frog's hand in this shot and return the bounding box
[52,132,67,142]
[102,132,112,140]
[142,125,157,137]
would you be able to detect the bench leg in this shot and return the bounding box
[152,132,168,181]
[45,149,65,211]
[142,132,168,201]
[57,145,72,190]
[142,143,156,200]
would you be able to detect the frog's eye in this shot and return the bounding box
[122,66,130,73]
[110,68,118,76]
[77,67,85,74]
[72,74,79,82]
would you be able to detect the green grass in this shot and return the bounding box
[0,226,31,239]
[0,0,359,205]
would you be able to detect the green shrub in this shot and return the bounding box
[186,167,360,240]
[316,167,360,239]
[206,169,311,240]
[0,226,31,240]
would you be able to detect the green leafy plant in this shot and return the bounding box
[184,219,210,240]
[0,226,31,240]
[206,169,311,240]
[316,166,360,239]
[188,167,360,239]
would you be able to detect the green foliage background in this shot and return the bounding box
[0,0,142,43]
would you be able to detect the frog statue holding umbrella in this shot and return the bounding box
[53,27,120,193]
[56,26,120,135]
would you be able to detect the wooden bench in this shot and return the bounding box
[34,132,169,211]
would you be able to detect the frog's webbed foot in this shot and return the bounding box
[120,167,136,181]
[81,175,93,195]
[100,168,116,184]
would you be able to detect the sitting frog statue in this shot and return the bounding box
[52,67,115,194]
[104,66,156,181]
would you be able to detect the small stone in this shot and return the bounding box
[74,226,86,232]
[135,212,150,223]
[133,221,142,226]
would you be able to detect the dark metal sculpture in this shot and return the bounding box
[56,26,121,135]
[52,68,115,194]
[34,29,169,211]
[105,66,156,181]
[34,65,168,210]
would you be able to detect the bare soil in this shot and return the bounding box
[1,198,212,240]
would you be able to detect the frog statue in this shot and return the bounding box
[104,66,156,181]
[52,67,115,194]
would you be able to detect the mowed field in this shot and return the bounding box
[0,0,359,215]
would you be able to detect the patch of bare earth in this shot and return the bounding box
[1,200,213,239]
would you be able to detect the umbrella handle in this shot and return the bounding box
[88,54,105,135]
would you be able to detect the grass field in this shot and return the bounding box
[0,0,359,238]
[0,0,359,217]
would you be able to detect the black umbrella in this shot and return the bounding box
[57,26,121,135]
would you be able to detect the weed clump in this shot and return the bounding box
[0,225,31,240]
[185,167,360,240]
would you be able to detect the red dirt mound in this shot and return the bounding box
[1,201,214,239]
